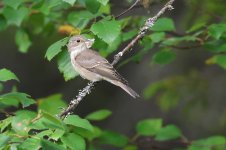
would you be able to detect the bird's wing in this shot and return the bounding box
[75,50,128,84]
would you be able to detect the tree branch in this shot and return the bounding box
[59,0,176,119]
[115,0,141,19]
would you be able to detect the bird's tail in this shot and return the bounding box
[114,81,140,99]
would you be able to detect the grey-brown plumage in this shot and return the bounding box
[67,35,139,98]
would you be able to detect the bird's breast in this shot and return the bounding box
[70,53,101,82]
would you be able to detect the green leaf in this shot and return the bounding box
[123,145,138,150]
[41,139,66,150]
[206,136,226,146]
[0,92,35,108]
[11,110,36,135]
[61,133,86,150]
[152,49,176,65]
[122,29,137,42]
[0,117,12,132]
[2,6,29,26]
[0,68,19,82]
[187,22,206,33]
[49,129,65,140]
[38,94,67,115]
[63,0,77,6]
[67,11,95,29]
[136,118,162,136]
[57,51,79,81]
[143,81,164,99]
[85,109,112,121]
[212,55,226,69]
[162,36,197,46]
[150,32,165,43]
[85,0,101,14]
[18,138,40,150]
[155,124,182,141]
[208,24,226,39]
[73,126,102,141]
[15,29,32,53]
[3,0,24,9]
[64,115,94,132]
[0,134,11,149]
[97,0,109,5]
[35,130,53,138]
[188,136,226,150]
[98,130,128,147]
[152,18,175,32]
[45,37,69,61]
[0,15,7,31]
[91,20,121,44]
[42,111,65,130]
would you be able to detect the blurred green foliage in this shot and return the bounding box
[0,0,226,149]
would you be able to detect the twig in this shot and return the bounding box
[115,0,141,19]
[59,0,176,119]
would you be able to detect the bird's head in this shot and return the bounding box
[67,35,95,53]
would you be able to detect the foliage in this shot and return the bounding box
[0,0,226,149]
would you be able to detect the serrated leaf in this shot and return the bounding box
[152,49,176,65]
[11,110,37,135]
[85,109,112,121]
[155,124,182,141]
[67,11,95,29]
[57,51,79,81]
[91,20,121,44]
[136,118,162,136]
[208,24,226,39]
[45,37,69,61]
[152,18,175,32]
[0,68,19,82]
[0,92,35,108]
[85,0,101,14]
[38,94,67,115]
[3,0,24,9]
[2,6,29,26]
[15,29,32,53]
[98,130,128,147]
[41,139,66,150]
[61,133,86,150]
[97,0,109,5]
[64,115,94,132]
[63,0,77,6]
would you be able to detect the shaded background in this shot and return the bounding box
[0,0,225,142]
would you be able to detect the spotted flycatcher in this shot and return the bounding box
[67,35,139,98]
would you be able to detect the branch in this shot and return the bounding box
[59,0,176,119]
[115,0,141,19]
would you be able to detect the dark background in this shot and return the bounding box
[0,0,225,141]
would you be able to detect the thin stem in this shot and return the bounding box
[115,0,141,19]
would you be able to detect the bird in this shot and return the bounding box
[67,35,139,98]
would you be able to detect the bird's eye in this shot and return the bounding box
[77,39,80,43]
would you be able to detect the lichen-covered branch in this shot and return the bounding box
[59,0,176,119]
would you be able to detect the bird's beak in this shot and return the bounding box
[85,38,95,48]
